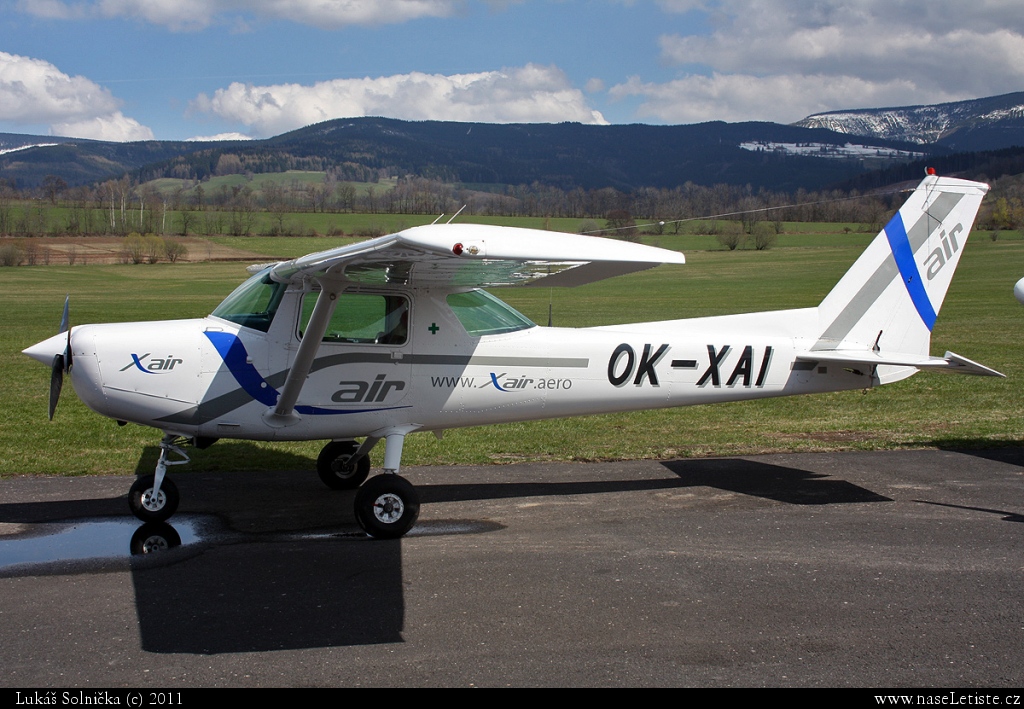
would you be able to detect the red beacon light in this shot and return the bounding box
[926,167,937,175]
[452,243,464,255]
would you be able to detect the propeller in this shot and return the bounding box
[48,296,71,421]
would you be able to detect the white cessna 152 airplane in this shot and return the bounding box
[23,173,1002,538]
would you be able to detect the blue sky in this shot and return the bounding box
[2,0,1022,142]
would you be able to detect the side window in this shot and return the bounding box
[447,289,535,336]
[300,292,409,345]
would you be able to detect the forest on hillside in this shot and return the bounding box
[2,164,1023,241]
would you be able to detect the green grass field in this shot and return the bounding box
[2,229,1022,479]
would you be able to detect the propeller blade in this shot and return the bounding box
[64,327,72,373]
[59,295,71,372]
[49,354,64,421]
[59,294,69,334]
[49,296,71,418]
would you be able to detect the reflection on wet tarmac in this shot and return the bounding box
[0,516,207,572]
[0,516,501,575]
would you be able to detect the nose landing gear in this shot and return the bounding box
[128,434,187,523]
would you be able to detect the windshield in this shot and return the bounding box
[447,289,535,336]
[211,268,288,332]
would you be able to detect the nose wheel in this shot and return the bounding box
[354,474,420,539]
[128,473,180,523]
[128,434,188,523]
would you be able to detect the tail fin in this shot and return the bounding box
[814,174,989,362]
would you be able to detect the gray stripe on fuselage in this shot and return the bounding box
[308,353,589,372]
[157,352,590,425]
[813,192,963,349]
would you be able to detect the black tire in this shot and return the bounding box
[128,474,180,523]
[317,441,371,489]
[130,522,182,555]
[354,475,420,539]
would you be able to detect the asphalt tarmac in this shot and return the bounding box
[0,447,1021,687]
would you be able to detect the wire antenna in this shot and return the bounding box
[446,205,467,224]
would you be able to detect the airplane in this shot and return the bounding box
[23,172,1002,539]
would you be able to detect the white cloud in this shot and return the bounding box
[610,73,948,125]
[186,132,254,142]
[0,51,153,141]
[655,0,709,12]
[15,0,87,20]
[19,0,462,30]
[52,112,154,141]
[614,0,1024,123]
[192,65,608,136]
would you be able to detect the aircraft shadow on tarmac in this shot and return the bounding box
[935,443,1024,467]
[416,457,890,506]
[131,530,407,654]
[134,453,899,653]
[914,499,1024,524]
[660,457,891,505]
[0,451,892,654]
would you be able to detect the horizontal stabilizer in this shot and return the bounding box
[797,350,1004,377]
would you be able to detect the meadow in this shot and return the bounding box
[2,226,1022,478]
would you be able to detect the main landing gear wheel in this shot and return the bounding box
[317,441,371,490]
[354,474,420,539]
[128,474,180,523]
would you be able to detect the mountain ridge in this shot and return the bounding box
[794,91,1024,151]
[3,91,1024,192]
[0,119,934,192]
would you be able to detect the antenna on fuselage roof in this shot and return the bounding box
[431,213,445,225]
[547,265,554,327]
[446,205,467,224]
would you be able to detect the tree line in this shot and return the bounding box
[1,170,1021,239]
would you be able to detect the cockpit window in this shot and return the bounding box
[447,289,535,336]
[300,292,409,345]
[211,268,287,333]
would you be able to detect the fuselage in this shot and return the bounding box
[45,283,877,443]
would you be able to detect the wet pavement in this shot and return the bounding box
[0,448,1022,687]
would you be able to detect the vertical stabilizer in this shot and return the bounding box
[814,174,989,362]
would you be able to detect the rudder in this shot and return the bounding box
[814,174,989,358]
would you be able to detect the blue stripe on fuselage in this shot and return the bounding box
[203,331,407,416]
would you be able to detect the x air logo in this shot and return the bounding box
[121,353,183,374]
[483,373,573,391]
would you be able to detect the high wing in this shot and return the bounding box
[264,222,685,426]
[268,223,686,288]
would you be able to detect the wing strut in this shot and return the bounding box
[263,281,340,427]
